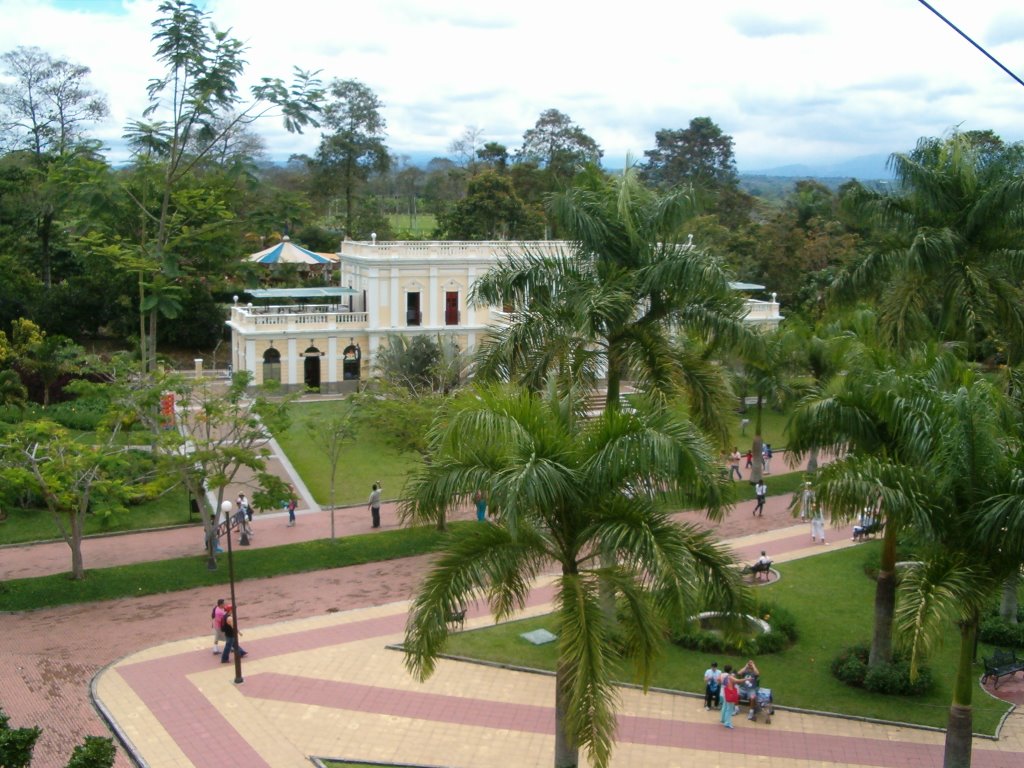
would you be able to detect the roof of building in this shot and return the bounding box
[244,287,359,299]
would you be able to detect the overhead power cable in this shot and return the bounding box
[917,0,1024,89]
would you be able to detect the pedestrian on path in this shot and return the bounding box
[368,483,382,529]
[286,486,297,527]
[474,490,487,522]
[753,480,767,516]
[811,501,828,544]
[220,605,246,663]
[210,598,226,655]
[800,481,814,519]
[729,447,742,481]
[720,664,741,728]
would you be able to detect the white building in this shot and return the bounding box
[226,240,782,393]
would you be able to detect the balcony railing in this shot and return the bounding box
[229,304,368,332]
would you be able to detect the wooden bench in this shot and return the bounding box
[853,519,884,541]
[982,648,1024,688]
[741,560,773,582]
[445,607,467,630]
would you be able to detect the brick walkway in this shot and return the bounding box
[3,452,1023,767]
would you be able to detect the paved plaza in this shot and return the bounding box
[3,453,1023,767]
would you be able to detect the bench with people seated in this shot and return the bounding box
[982,648,1024,688]
[741,554,773,582]
[852,518,884,541]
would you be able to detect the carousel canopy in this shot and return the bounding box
[247,236,336,265]
[245,287,359,299]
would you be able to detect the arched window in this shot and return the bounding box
[262,347,281,384]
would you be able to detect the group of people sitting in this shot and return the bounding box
[704,659,761,728]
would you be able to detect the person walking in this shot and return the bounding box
[811,501,828,544]
[474,490,487,522]
[753,480,767,517]
[800,481,814,519]
[286,486,297,527]
[210,598,226,655]
[728,448,742,481]
[720,664,741,728]
[220,605,246,663]
[368,483,382,529]
[704,661,722,710]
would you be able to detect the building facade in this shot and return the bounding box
[226,240,782,394]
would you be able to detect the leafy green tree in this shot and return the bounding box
[401,383,743,768]
[0,415,148,579]
[307,408,355,538]
[435,170,543,240]
[836,130,1024,360]
[311,78,389,235]
[517,108,602,183]
[641,117,738,190]
[0,707,40,768]
[472,165,749,442]
[121,0,322,371]
[0,46,109,290]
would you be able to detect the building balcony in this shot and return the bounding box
[227,304,369,334]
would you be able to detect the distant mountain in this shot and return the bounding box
[742,154,892,181]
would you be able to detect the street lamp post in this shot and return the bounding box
[221,500,244,684]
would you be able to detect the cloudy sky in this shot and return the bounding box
[2,0,1023,171]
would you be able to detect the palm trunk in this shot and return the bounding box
[943,619,976,768]
[554,661,578,768]
[999,573,1019,624]
[868,525,897,667]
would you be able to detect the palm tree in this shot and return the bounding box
[400,383,744,768]
[893,372,1020,768]
[471,165,750,442]
[836,130,1024,360]
[786,348,959,667]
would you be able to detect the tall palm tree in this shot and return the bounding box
[400,383,744,768]
[836,130,1024,360]
[786,348,960,667]
[471,165,751,443]
[893,373,1020,768]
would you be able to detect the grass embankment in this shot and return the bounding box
[278,400,423,508]
[0,488,194,547]
[0,523,465,612]
[442,542,1012,735]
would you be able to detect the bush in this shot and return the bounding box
[831,643,933,696]
[66,735,116,768]
[672,602,798,656]
[0,398,112,431]
[979,615,1024,649]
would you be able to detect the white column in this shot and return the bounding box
[244,339,256,379]
[390,267,400,328]
[287,338,298,387]
[429,265,439,327]
[327,336,338,388]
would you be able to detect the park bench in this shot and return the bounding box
[741,559,773,582]
[982,648,1024,688]
[853,519,884,541]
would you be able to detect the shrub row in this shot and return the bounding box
[831,643,933,696]
[672,602,798,656]
[979,614,1024,649]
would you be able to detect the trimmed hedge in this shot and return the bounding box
[979,614,1024,649]
[831,643,933,696]
[672,601,798,656]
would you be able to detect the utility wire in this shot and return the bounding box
[917,0,1024,89]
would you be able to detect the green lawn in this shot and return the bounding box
[278,400,423,507]
[441,542,1012,734]
[387,213,438,238]
[0,523,465,611]
[0,487,195,546]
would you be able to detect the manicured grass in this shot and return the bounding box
[0,523,467,612]
[278,400,423,507]
[441,542,1012,734]
[387,213,438,238]
[0,488,195,546]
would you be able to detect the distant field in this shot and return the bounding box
[387,212,437,238]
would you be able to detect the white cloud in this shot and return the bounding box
[1,0,1022,171]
